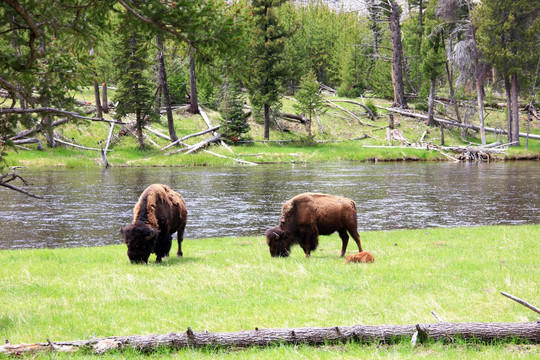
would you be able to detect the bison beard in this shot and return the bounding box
[121,184,187,264]
[266,193,362,258]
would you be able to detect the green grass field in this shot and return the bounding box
[1,225,539,359]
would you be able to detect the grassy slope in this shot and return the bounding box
[5,95,540,168]
[0,225,539,359]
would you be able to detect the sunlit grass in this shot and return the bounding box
[0,225,538,359]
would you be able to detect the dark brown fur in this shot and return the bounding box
[344,251,374,264]
[266,193,362,257]
[121,184,187,264]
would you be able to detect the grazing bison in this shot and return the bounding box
[121,184,187,264]
[266,193,362,257]
[344,251,374,264]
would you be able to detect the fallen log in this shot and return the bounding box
[185,134,222,154]
[54,138,112,152]
[330,99,375,120]
[282,113,307,124]
[160,125,221,152]
[11,118,71,140]
[326,100,374,127]
[1,322,538,355]
[0,107,125,124]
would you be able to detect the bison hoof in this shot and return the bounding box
[177,252,183,257]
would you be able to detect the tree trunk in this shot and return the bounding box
[468,17,486,145]
[389,0,407,109]
[427,77,436,127]
[156,35,178,143]
[445,35,461,124]
[188,46,199,114]
[511,73,520,146]
[93,80,103,119]
[504,76,513,143]
[264,103,270,140]
[2,322,539,355]
[102,82,109,113]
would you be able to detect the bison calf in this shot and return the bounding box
[344,251,374,264]
[121,184,187,264]
[266,193,362,257]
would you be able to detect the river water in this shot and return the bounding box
[0,162,539,249]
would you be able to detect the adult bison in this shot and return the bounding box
[266,193,362,257]
[121,184,187,264]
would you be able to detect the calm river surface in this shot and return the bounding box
[0,162,539,249]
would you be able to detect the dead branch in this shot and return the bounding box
[54,138,111,152]
[501,292,540,316]
[0,173,43,199]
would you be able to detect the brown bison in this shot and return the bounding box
[121,184,187,264]
[344,251,374,264]
[266,193,362,257]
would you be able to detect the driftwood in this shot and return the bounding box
[1,322,539,355]
[378,106,540,141]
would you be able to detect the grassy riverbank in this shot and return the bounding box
[5,96,540,169]
[1,225,539,359]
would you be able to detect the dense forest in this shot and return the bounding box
[1,0,539,174]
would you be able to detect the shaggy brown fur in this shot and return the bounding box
[344,251,375,264]
[266,193,362,257]
[121,184,187,264]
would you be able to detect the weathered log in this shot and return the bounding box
[10,138,44,150]
[326,100,374,127]
[185,134,222,154]
[282,113,307,124]
[1,322,538,355]
[54,138,112,152]
[330,99,375,120]
[160,125,220,152]
[11,118,71,140]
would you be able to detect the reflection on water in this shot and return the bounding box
[0,162,539,249]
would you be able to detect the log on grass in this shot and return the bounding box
[1,322,539,355]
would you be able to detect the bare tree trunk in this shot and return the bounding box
[188,46,199,114]
[504,76,513,143]
[264,103,270,140]
[427,77,436,127]
[445,35,461,123]
[389,0,407,109]
[102,82,109,113]
[510,73,520,146]
[156,35,178,143]
[93,80,103,119]
[468,9,486,145]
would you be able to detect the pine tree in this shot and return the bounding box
[219,80,250,143]
[247,0,290,140]
[112,16,156,149]
[293,70,327,137]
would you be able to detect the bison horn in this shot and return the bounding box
[273,231,280,240]
[145,230,156,241]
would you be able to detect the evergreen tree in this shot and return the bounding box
[247,0,290,140]
[293,70,327,137]
[219,80,250,142]
[112,16,157,149]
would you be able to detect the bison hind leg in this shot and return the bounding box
[338,229,349,257]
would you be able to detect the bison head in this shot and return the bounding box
[120,221,159,264]
[265,227,291,257]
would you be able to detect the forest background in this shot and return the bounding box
[1,0,540,194]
